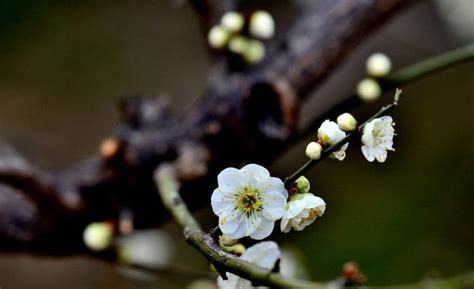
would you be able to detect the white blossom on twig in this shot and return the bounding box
[361,116,395,162]
[211,164,288,240]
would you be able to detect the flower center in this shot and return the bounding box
[236,187,262,215]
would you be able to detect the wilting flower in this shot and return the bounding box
[318,120,349,161]
[361,116,395,162]
[211,164,288,240]
[280,193,326,233]
[217,241,281,289]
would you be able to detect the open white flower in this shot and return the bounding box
[361,116,395,163]
[217,241,281,289]
[280,193,326,233]
[211,164,288,240]
[317,120,349,161]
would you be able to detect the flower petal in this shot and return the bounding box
[211,189,234,215]
[241,241,281,269]
[261,191,287,220]
[240,163,270,182]
[217,167,244,188]
[225,221,247,240]
[256,177,287,198]
[249,218,275,240]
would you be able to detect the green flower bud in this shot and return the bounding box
[295,176,310,194]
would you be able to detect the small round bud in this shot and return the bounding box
[356,78,381,102]
[305,141,322,160]
[100,137,119,160]
[366,53,392,77]
[227,243,246,255]
[228,35,249,54]
[295,176,310,194]
[83,222,113,251]
[221,11,244,33]
[337,113,357,132]
[207,25,230,49]
[249,10,275,39]
[242,39,265,63]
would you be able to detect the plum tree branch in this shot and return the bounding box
[0,0,431,254]
[297,43,474,140]
[155,163,474,289]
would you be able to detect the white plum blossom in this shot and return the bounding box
[211,164,288,240]
[317,120,349,161]
[217,241,281,289]
[361,116,395,163]
[280,193,326,233]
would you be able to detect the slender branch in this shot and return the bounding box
[297,43,474,141]
[155,161,474,289]
[285,89,401,187]
[154,165,316,288]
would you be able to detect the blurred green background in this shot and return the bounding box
[0,0,472,288]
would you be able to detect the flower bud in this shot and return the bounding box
[366,53,392,77]
[219,235,238,246]
[207,25,230,49]
[221,11,244,33]
[83,222,113,251]
[337,113,357,132]
[295,176,310,194]
[305,141,322,160]
[228,35,249,54]
[242,39,265,63]
[249,10,275,39]
[356,78,381,102]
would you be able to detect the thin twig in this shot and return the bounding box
[297,43,474,141]
[284,89,401,188]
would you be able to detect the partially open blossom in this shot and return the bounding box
[318,120,349,161]
[366,53,392,77]
[361,116,395,162]
[357,78,381,102]
[280,193,326,233]
[211,164,288,240]
[249,10,275,39]
[83,222,113,251]
[221,11,244,33]
[337,113,357,132]
[217,241,281,289]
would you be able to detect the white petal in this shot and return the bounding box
[211,189,234,215]
[219,210,242,235]
[304,194,326,209]
[280,217,290,233]
[375,150,388,163]
[284,199,306,219]
[361,145,375,162]
[255,177,287,198]
[225,221,247,240]
[218,167,244,188]
[261,191,287,220]
[240,163,270,182]
[249,218,275,240]
[242,241,281,269]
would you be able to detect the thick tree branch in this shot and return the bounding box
[0,0,420,254]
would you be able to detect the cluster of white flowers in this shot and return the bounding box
[211,164,326,241]
[356,53,392,102]
[208,10,275,64]
[304,112,396,163]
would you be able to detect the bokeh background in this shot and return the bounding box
[0,0,472,288]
